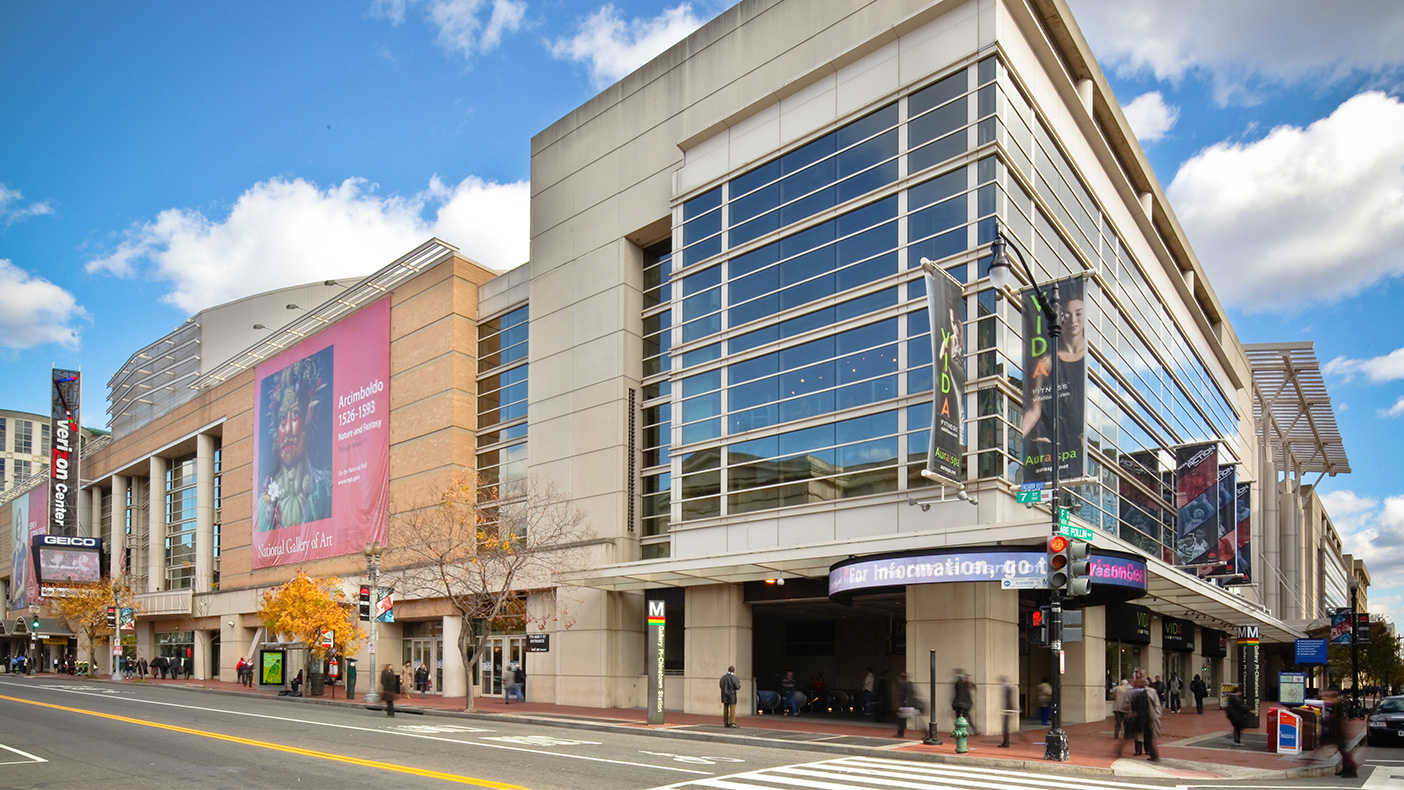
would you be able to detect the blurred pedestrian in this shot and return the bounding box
[893,671,920,738]
[1036,677,1053,726]
[380,663,397,717]
[952,669,977,734]
[997,676,1017,747]
[1323,688,1358,777]
[1112,676,1131,739]
[1191,674,1208,714]
[1168,672,1183,713]
[1224,685,1247,746]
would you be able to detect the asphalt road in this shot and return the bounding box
[2,675,1399,789]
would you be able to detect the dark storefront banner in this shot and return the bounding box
[1019,275,1088,485]
[50,369,81,537]
[828,547,1148,597]
[1225,482,1253,585]
[1202,628,1228,658]
[1106,602,1152,645]
[1162,615,1196,652]
[922,260,966,485]
[1174,443,1219,566]
[252,298,391,569]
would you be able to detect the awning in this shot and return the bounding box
[564,518,1304,642]
[1246,342,1350,478]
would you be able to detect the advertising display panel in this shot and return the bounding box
[50,369,81,536]
[1226,482,1253,585]
[1019,275,1088,484]
[252,298,390,568]
[1174,443,1219,566]
[33,535,102,584]
[10,484,48,609]
[922,261,966,484]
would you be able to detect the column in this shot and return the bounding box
[683,584,752,716]
[194,629,213,680]
[442,615,467,698]
[1059,604,1107,722]
[195,434,215,593]
[907,582,1019,732]
[111,476,128,577]
[148,456,167,593]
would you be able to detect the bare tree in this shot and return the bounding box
[390,472,592,711]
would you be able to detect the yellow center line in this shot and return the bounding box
[0,694,525,789]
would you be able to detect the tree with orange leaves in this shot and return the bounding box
[257,571,366,685]
[50,575,141,677]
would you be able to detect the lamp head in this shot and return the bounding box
[989,235,1017,292]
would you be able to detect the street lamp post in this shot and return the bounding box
[362,541,384,704]
[990,233,1069,762]
[1350,577,1361,717]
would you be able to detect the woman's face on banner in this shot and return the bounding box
[1061,298,1085,343]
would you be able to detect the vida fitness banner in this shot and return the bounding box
[252,298,390,569]
[1174,443,1219,566]
[1020,275,1087,484]
[922,261,966,484]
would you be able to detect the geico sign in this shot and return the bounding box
[40,535,98,548]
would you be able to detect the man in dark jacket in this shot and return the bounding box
[953,669,977,734]
[720,666,741,728]
[380,664,397,717]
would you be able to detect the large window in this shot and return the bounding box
[478,305,529,510]
[14,419,32,454]
[656,54,1241,566]
[164,455,196,590]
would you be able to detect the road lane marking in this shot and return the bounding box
[0,742,47,764]
[0,694,521,788]
[0,681,711,775]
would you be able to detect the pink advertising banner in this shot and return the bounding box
[252,298,390,569]
[10,484,48,609]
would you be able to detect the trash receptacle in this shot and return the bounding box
[346,660,357,700]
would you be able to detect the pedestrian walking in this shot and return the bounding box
[997,676,1017,747]
[1191,674,1208,714]
[1112,676,1131,739]
[952,669,977,734]
[400,661,412,698]
[1224,685,1247,746]
[1322,687,1358,777]
[514,663,526,702]
[1168,672,1183,713]
[862,667,875,716]
[720,665,741,728]
[380,663,397,717]
[1035,677,1053,726]
[893,671,921,738]
[414,663,430,697]
[1125,674,1161,761]
[780,670,800,715]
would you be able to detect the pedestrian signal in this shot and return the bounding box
[107,606,117,629]
[358,585,371,622]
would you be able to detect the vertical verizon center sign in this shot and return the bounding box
[252,298,390,568]
[50,369,81,536]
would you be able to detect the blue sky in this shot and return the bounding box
[2,2,1403,627]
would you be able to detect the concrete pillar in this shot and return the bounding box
[907,581,1018,732]
[442,615,468,698]
[148,456,167,593]
[556,588,645,708]
[683,584,752,717]
[195,434,216,593]
[195,629,213,680]
[1060,604,1107,723]
[111,475,128,576]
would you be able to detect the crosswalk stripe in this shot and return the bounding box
[650,756,1170,790]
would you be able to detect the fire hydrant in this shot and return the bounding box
[953,714,970,753]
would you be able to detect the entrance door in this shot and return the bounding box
[409,637,443,695]
[483,635,525,696]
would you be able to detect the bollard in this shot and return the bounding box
[953,714,970,753]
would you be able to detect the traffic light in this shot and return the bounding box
[32,614,40,631]
[1067,539,1092,597]
[358,585,371,622]
[107,606,117,629]
[1047,535,1071,592]
[1029,606,1050,645]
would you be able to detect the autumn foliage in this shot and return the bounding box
[51,576,137,677]
[257,571,367,660]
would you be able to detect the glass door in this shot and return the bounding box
[409,638,443,695]
[483,635,525,696]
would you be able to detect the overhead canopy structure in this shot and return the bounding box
[1246,342,1350,479]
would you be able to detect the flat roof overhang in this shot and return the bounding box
[563,516,1305,643]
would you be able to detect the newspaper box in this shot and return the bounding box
[1268,707,1303,754]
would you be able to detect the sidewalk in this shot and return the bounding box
[41,672,1358,780]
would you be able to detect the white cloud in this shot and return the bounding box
[1322,490,1404,627]
[1324,346,1404,383]
[0,259,87,350]
[1120,92,1178,142]
[86,175,528,314]
[1166,92,1404,313]
[1068,0,1404,105]
[0,183,54,227]
[372,0,524,58]
[1383,396,1404,419]
[548,3,705,89]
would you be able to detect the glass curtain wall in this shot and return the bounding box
[478,305,529,530]
[656,53,1240,563]
[165,455,196,590]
